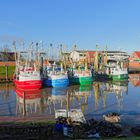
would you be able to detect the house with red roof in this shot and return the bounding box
[129,51,140,72]
[86,51,96,64]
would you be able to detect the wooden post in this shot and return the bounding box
[23,91,26,116]
[5,65,8,80]
[66,91,70,111]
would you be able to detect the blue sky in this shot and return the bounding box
[0,0,140,52]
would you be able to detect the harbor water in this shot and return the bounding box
[0,74,140,126]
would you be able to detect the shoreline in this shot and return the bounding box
[0,118,138,139]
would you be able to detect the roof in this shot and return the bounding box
[75,50,87,53]
[73,50,128,54]
[105,51,126,53]
[86,51,96,58]
[62,52,70,55]
[135,51,140,58]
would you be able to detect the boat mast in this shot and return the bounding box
[94,45,99,72]
[60,44,63,73]
[13,41,18,76]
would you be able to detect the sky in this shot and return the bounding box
[0,0,140,53]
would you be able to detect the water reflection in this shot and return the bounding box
[93,81,128,113]
[15,85,92,117]
[0,83,15,116]
[14,81,129,118]
[129,74,140,87]
[0,83,14,100]
[0,76,140,125]
[45,85,92,115]
[15,88,43,116]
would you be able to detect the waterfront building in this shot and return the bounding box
[129,51,140,72]
[70,50,87,63]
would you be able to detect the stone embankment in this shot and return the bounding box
[0,117,139,140]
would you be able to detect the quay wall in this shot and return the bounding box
[0,61,15,66]
[129,61,140,72]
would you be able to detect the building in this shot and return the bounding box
[0,52,16,66]
[70,50,96,64]
[0,52,15,61]
[69,50,129,65]
[86,51,96,64]
[106,51,129,61]
[129,51,140,72]
[61,52,70,62]
[70,50,87,63]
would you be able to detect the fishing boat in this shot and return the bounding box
[43,62,69,87]
[93,46,128,81]
[68,65,93,85]
[14,66,42,89]
[107,65,128,81]
[13,42,42,90]
[94,65,128,81]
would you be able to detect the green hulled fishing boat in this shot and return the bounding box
[93,45,128,81]
[68,67,93,85]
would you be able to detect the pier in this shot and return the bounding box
[0,78,13,83]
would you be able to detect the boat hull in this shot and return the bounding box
[44,78,69,87]
[43,74,69,87]
[93,73,112,81]
[14,79,42,90]
[112,74,128,81]
[69,76,93,85]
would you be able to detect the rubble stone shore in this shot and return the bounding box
[0,117,139,139]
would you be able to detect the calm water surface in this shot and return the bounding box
[0,74,140,125]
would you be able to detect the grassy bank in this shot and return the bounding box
[0,66,15,79]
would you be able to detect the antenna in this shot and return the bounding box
[50,43,53,60]
[59,44,63,61]
[13,41,16,51]
[73,44,77,51]
[13,41,17,61]
[20,41,25,52]
[39,40,44,52]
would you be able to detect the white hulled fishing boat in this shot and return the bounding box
[13,42,42,90]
